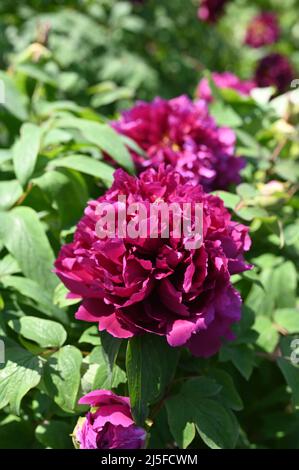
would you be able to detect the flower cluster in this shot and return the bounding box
[74,390,146,449]
[112,95,244,192]
[197,72,255,102]
[245,12,280,48]
[55,165,251,358]
[198,0,230,23]
[196,7,294,96]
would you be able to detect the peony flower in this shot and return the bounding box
[197,72,256,102]
[245,12,280,48]
[254,53,294,94]
[112,95,244,192]
[198,0,230,23]
[74,390,146,449]
[55,166,251,357]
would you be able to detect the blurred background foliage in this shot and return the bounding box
[0,0,298,108]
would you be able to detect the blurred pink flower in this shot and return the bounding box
[245,12,280,48]
[255,53,294,94]
[113,95,245,192]
[198,0,230,23]
[197,72,255,102]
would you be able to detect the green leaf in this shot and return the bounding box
[53,282,80,308]
[0,415,35,449]
[0,71,28,120]
[0,180,23,210]
[44,345,82,413]
[180,377,222,398]
[0,207,57,292]
[236,206,268,221]
[0,149,12,166]
[220,344,255,380]
[253,316,279,353]
[79,326,101,346]
[13,123,41,187]
[166,378,239,449]
[241,269,265,290]
[246,262,297,317]
[274,309,299,334]
[210,101,242,127]
[0,254,20,278]
[272,262,297,309]
[212,190,240,210]
[83,345,126,392]
[16,63,57,86]
[193,399,239,449]
[42,128,72,147]
[284,223,299,246]
[100,330,123,371]
[0,275,68,323]
[126,335,179,425]
[120,135,146,157]
[236,183,258,200]
[275,160,299,183]
[82,332,123,391]
[148,406,174,449]
[33,169,89,228]
[35,420,73,449]
[166,400,195,449]
[52,155,114,186]
[0,345,43,415]
[8,316,67,349]
[56,117,134,172]
[91,87,133,107]
[208,369,243,411]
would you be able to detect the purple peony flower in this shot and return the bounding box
[75,390,146,449]
[112,95,244,192]
[197,72,256,102]
[255,53,294,95]
[198,0,230,23]
[245,12,280,48]
[55,166,251,357]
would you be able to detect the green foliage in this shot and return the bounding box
[166,378,239,449]
[126,335,179,425]
[0,344,43,415]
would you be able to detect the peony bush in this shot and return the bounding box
[0,0,298,451]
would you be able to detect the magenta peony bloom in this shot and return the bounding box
[112,95,244,192]
[245,12,280,48]
[75,390,146,449]
[198,0,230,23]
[55,166,251,357]
[197,72,256,102]
[255,53,294,94]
